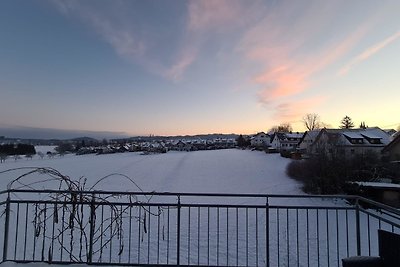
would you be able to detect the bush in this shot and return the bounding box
[286,151,384,194]
[0,144,36,156]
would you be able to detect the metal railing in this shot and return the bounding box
[1,189,400,266]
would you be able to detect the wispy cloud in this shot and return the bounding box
[338,30,400,75]
[52,0,146,59]
[164,0,249,81]
[254,66,309,102]
[163,49,197,81]
[271,96,326,121]
[51,0,198,82]
[187,0,243,32]
[235,1,382,121]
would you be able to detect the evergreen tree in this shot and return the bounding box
[236,135,249,147]
[340,116,355,129]
[359,121,367,129]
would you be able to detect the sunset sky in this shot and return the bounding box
[1,0,399,137]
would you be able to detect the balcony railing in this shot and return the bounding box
[1,189,400,266]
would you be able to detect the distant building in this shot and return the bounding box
[250,132,270,148]
[298,130,321,154]
[270,132,303,151]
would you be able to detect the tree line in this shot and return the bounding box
[0,144,36,156]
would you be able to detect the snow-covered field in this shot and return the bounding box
[0,148,302,194]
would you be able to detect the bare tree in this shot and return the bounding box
[302,113,321,131]
[340,116,355,129]
[37,151,45,159]
[269,123,293,133]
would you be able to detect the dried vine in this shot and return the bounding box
[1,167,164,263]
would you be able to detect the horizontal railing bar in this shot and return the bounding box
[7,188,359,199]
[379,209,400,221]
[183,204,355,210]
[357,196,400,216]
[9,259,228,267]
[8,260,181,266]
[360,209,400,229]
[9,199,179,207]
[8,199,357,210]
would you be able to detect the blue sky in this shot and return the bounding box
[0,0,399,137]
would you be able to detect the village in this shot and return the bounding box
[1,124,399,161]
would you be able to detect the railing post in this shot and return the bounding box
[3,194,11,262]
[265,197,269,267]
[355,198,361,256]
[88,194,96,264]
[177,195,181,266]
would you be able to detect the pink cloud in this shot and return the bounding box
[271,96,326,121]
[338,30,400,75]
[236,2,378,122]
[255,67,309,102]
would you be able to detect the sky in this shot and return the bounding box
[0,0,399,137]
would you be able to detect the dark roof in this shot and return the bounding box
[382,134,400,153]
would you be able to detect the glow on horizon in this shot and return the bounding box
[0,0,399,137]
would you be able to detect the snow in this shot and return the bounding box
[343,132,363,139]
[352,181,400,189]
[0,149,395,267]
[33,146,57,155]
[0,149,303,195]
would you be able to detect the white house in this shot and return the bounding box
[270,132,286,150]
[250,132,270,147]
[270,132,303,151]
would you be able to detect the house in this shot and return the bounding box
[250,132,270,148]
[173,140,192,152]
[311,127,391,158]
[298,130,321,154]
[382,134,400,161]
[270,132,303,151]
[270,132,286,150]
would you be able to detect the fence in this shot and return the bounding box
[1,189,400,266]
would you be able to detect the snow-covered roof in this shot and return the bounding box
[361,133,382,139]
[320,127,391,146]
[306,130,321,138]
[343,132,363,139]
[286,133,303,139]
[351,181,400,189]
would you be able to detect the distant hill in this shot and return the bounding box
[0,125,128,140]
